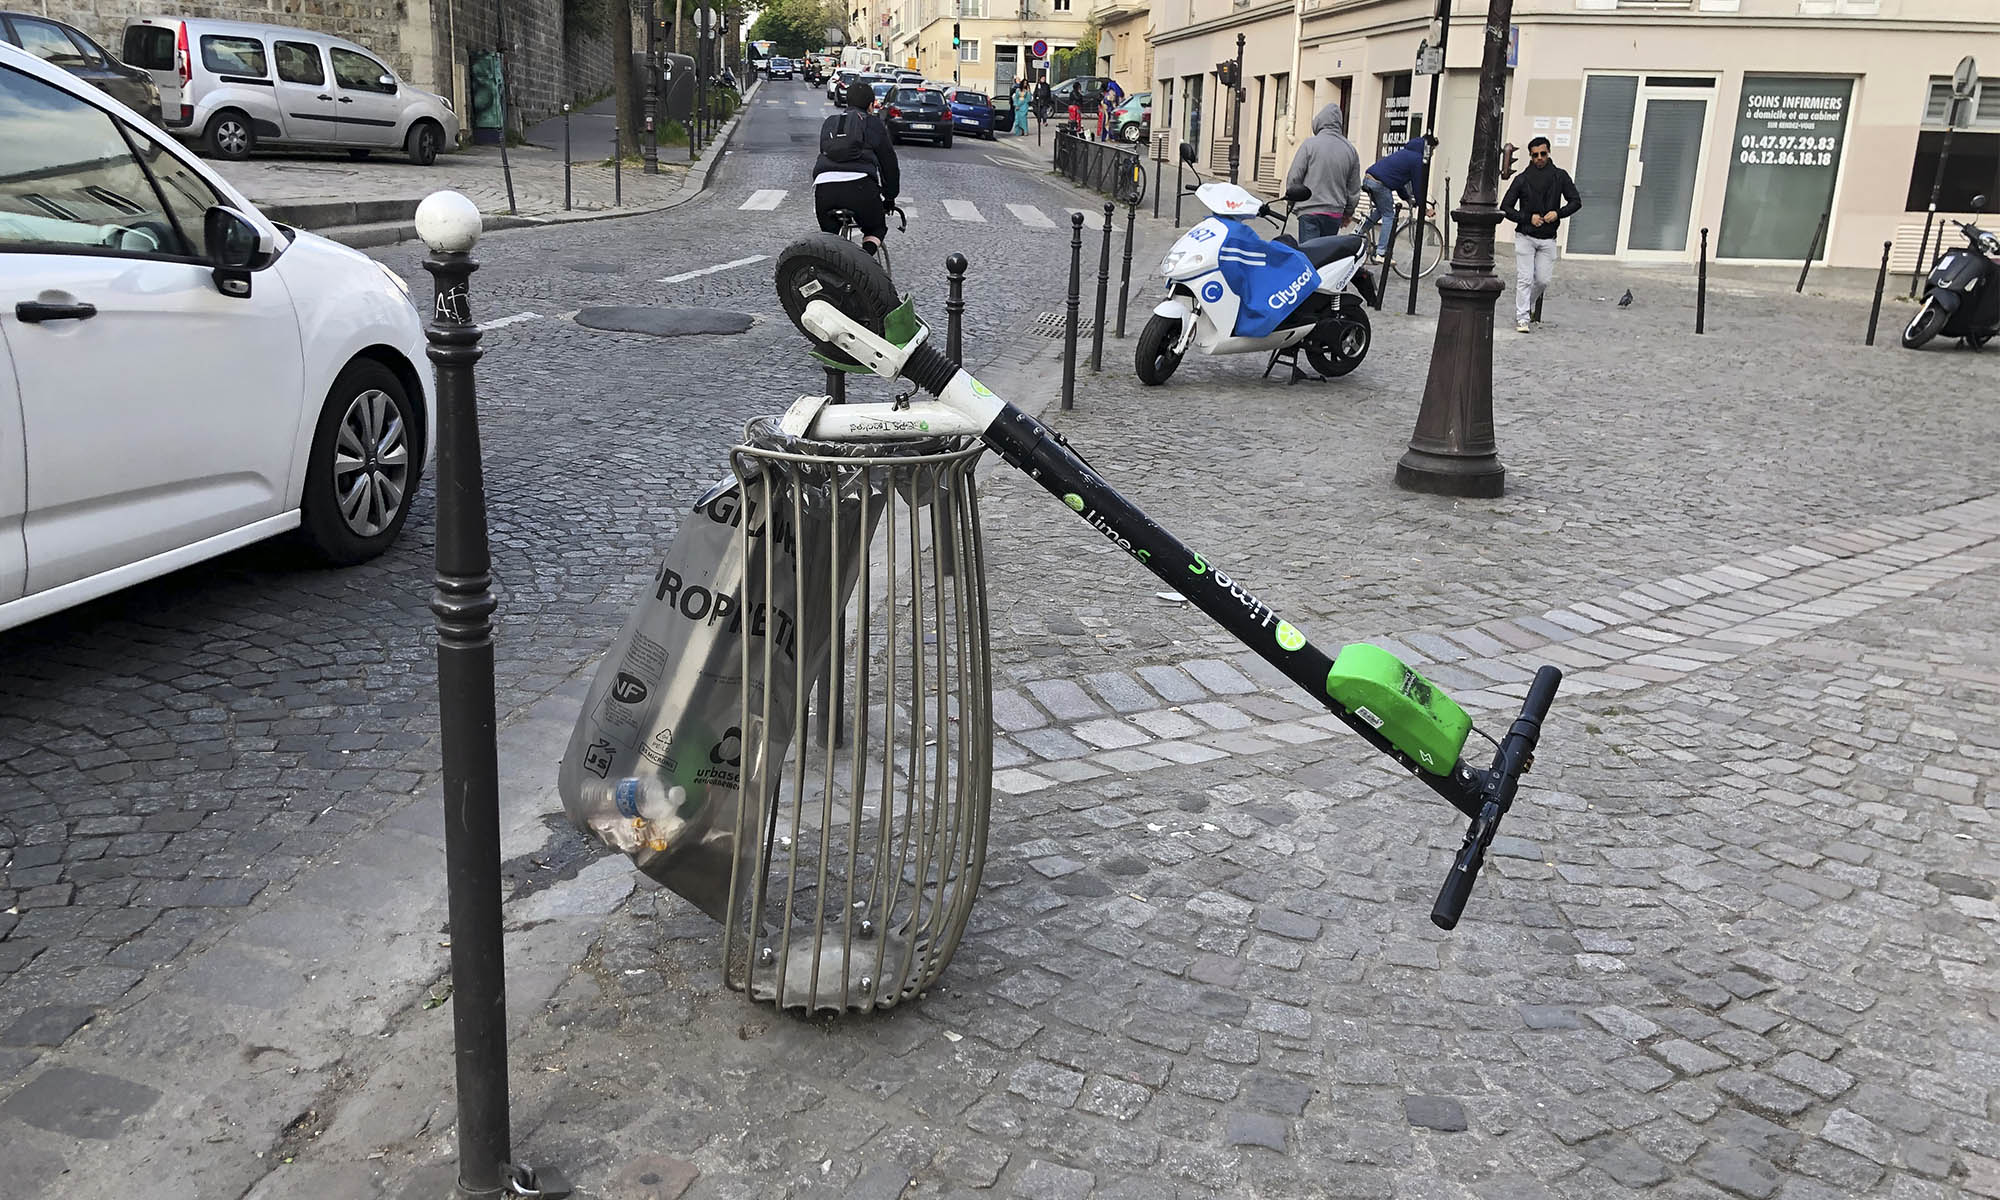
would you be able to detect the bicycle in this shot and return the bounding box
[1114,157,1146,207]
[1359,195,1446,281]
[829,201,906,283]
[770,232,1569,931]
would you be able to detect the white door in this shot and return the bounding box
[0,65,305,594]
[1619,80,1716,261]
[0,324,26,606]
[329,46,404,147]
[271,39,341,145]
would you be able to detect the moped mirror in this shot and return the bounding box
[1284,183,1309,203]
[1973,194,1989,212]
[1179,142,1196,165]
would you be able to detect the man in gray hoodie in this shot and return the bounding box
[1283,102,1361,241]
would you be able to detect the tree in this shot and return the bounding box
[612,1,634,156]
[746,0,840,58]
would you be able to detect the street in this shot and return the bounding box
[5,73,2000,1200]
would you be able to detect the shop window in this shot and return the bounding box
[1377,71,1410,159]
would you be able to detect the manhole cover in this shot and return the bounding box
[1030,310,1094,338]
[570,261,625,274]
[575,306,754,336]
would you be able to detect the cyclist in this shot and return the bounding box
[812,79,901,257]
[1356,134,1434,261]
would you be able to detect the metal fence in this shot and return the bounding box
[1054,129,1145,205]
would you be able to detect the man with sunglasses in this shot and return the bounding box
[1500,137,1581,333]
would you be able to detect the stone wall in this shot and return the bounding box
[39,0,621,130]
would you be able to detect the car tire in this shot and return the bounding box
[941,134,953,148]
[206,109,255,160]
[298,359,422,566]
[406,120,442,166]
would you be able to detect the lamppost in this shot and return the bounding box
[643,0,660,174]
[1394,0,1514,498]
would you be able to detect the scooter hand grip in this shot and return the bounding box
[1430,829,1487,931]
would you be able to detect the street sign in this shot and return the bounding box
[1415,39,1442,76]
[1953,55,1979,100]
[1031,39,1049,59]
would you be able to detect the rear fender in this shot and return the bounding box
[1351,267,1380,308]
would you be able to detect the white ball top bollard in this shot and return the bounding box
[415,190,482,254]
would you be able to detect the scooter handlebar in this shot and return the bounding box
[1430,665,1562,931]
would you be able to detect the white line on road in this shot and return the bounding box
[657,254,769,283]
[1007,203,1055,229]
[739,189,787,211]
[476,311,541,331]
[942,199,985,223]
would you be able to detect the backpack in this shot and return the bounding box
[820,112,866,164]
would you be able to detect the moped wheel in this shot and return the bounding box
[1901,298,1945,350]
[1135,314,1184,385]
[1305,306,1371,377]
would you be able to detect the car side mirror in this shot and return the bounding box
[205,205,274,298]
[1285,183,1309,203]
[1973,194,1989,212]
[1179,141,1196,165]
[379,73,396,89]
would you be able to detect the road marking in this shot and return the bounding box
[739,189,787,211]
[794,100,808,105]
[658,254,769,283]
[476,311,540,331]
[1007,203,1055,228]
[942,199,985,223]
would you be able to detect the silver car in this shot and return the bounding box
[120,16,458,164]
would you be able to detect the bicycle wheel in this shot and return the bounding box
[1116,160,1146,207]
[1390,218,1447,280]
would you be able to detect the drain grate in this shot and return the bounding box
[1030,310,1095,338]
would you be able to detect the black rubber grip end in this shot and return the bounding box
[903,342,958,397]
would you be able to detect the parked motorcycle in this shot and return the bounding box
[1904,193,2000,351]
[1136,142,1378,386]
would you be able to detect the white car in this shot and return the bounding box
[0,41,434,634]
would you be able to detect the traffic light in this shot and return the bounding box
[1214,60,1238,89]
[952,22,961,49]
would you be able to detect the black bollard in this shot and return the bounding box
[945,252,967,363]
[1405,195,1424,316]
[1696,227,1708,335]
[1116,201,1137,338]
[1091,201,1113,372]
[1063,212,1083,411]
[612,126,622,207]
[416,192,570,1200]
[563,104,572,211]
[1866,239,1892,346]
[1797,210,1828,294]
[1152,134,1164,220]
[1175,153,1185,226]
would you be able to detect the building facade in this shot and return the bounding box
[887,0,1097,95]
[1144,0,1998,269]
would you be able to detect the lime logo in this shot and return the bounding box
[970,379,996,398]
[920,420,930,431]
[1275,621,1304,652]
[1063,493,1085,511]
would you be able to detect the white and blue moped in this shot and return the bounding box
[1137,144,1378,386]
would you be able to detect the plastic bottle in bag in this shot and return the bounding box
[579,774,688,855]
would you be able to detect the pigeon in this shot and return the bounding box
[1618,289,1634,308]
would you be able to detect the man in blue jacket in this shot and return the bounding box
[1355,135,1433,260]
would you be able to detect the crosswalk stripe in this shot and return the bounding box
[739,189,787,211]
[942,199,985,223]
[1007,203,1055,229]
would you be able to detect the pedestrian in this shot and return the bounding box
[1067,100,1082,137]
[1034,77,1053,123]
[1099,77,1124,142]
[1355,134,1434,261]
[1500,135,1582,333]
[1012,80,1030,136]
[1280,101,1361,243]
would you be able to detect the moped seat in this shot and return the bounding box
[1298,234,1365,268]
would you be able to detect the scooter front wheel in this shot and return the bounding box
[1136,314,1184,385]
[1306,305,1371,378]
[1901,297,1946,350]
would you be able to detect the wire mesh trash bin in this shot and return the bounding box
[720,420,993,1014]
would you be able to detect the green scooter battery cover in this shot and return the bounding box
[1325,643,1471,775]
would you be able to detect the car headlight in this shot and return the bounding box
[375,260,415,306]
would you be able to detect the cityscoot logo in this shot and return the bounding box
[1267,267,1316,311]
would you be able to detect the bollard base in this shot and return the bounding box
[1394,447,1505,498]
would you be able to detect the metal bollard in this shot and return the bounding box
[1405,194,1424,316]
[945,252,967,363]
[1866,239,1892,346]
[415,192,570,1200]
[1091,201,1113,372]
[1152,135,1164,220]
[1797,210,1827,294]
[1175,153,1185,226]
[1063,212,1083,411]
[1696,227,1708,335]
[613,126,622,207]
[562,104,572,211]
[1116,201,1137,339]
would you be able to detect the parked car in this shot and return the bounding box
[1047,76,1113,109]
[1113,91,1151,142]
[0,41,435,633]
[868,79,895,110]
[827,67,858,102]
[943,86,992,140]
[119,16,459,163]
[0,10,160,124]
[885,84,949,146]
[894,69,922,84]
[768,56,793,79]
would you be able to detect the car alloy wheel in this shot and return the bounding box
[334,386,411,538]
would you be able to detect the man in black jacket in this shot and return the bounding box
[813,80,901,255]
[1500,136,1581,333]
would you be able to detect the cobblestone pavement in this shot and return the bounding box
[5,99,1999,1198]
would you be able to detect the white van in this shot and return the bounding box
[120,16,458,164]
